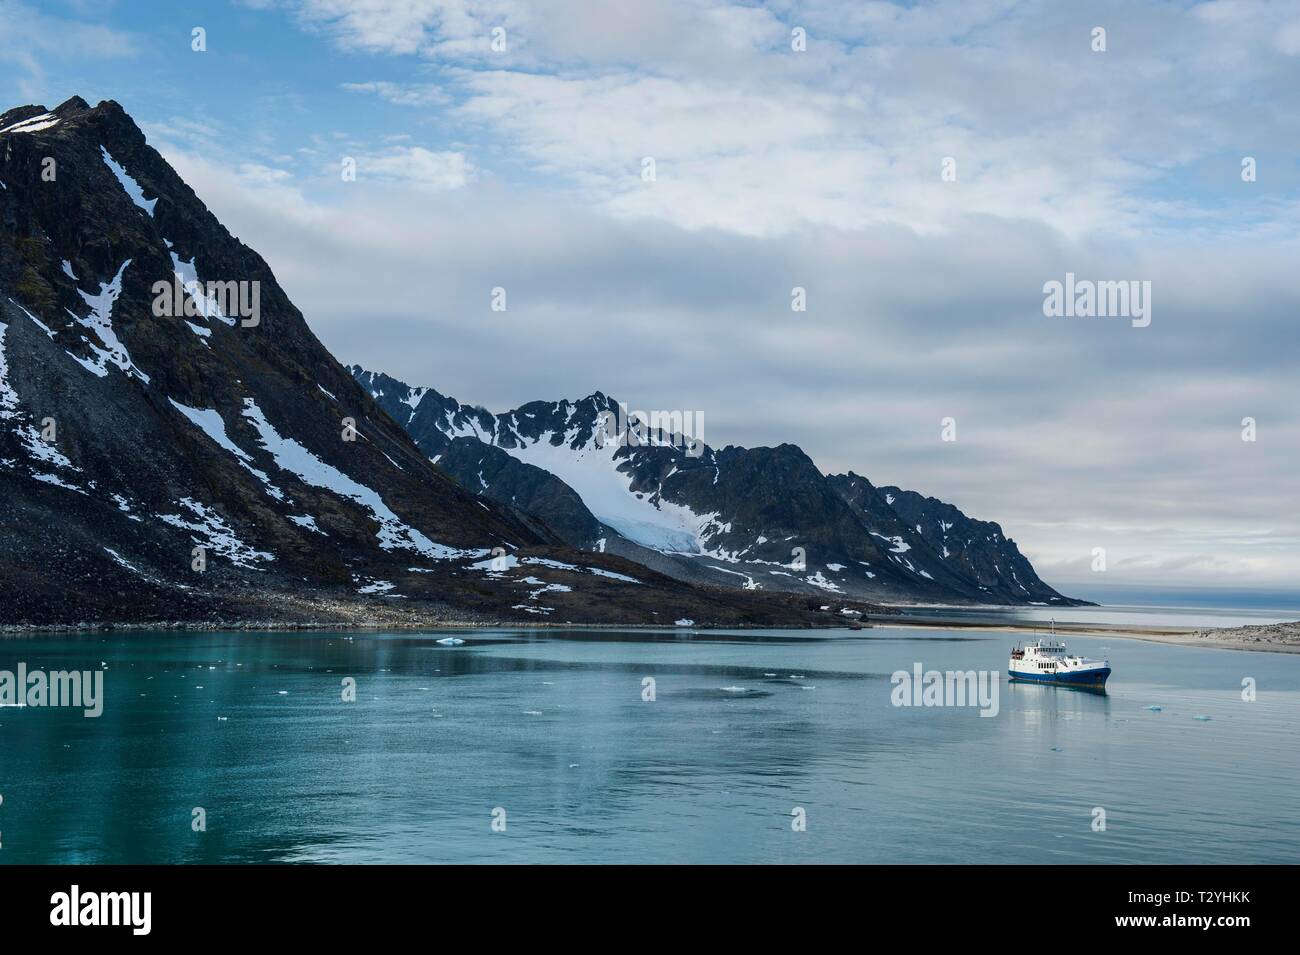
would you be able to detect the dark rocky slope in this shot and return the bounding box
[0,97,849,629]
[352,368,1087,606]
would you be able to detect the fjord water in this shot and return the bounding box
[1,625,1297,864]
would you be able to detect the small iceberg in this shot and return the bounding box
[720,686,748,693]
[436,637,465,646]
[1193,715,1213,721]
[1144,705,1162,712]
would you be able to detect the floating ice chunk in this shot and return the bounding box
[436,637,465,646]
[674,618,695,627]
[1144,705,1162,712]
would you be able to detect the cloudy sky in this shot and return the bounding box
[4,0,1298,599]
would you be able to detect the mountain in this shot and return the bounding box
[0,96,843,629]
[352,368,1087,606]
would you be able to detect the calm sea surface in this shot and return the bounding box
[1,616,1297,863]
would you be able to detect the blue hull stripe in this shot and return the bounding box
[1009,667,1110,686]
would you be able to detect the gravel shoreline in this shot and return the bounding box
[1139,621,1300,654]
[6,614,1298,652]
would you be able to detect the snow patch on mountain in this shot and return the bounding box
[67,260,151,383]
[157,497,273,568]
[1,113,60,134]
[0,307,78,473]
[169,250,236,328]
[501,427,708,552]
[240,397,463,559]
[169,399,284,500]
[101,146,156,215]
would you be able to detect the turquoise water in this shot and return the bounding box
[0,625,1296,863]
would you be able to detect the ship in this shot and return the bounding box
[1008,622,1110,688]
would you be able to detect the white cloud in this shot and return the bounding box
[341,81,449,106]
[359,146,471,189]
[324,1,1300,239]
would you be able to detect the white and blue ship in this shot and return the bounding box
[1008,629,1110,688]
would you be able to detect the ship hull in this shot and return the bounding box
[1008,666,1110,687]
